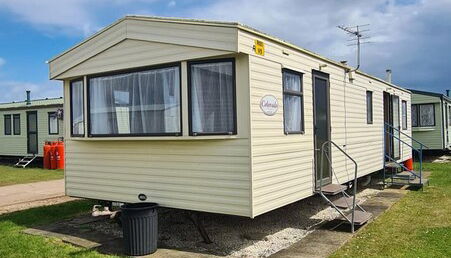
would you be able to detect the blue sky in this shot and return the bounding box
[0,0,450,102]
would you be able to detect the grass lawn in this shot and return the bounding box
[331,162,451,257]
[0,165,63,187]
[0,200,119,258]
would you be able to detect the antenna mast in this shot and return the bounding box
[337,24,370,72]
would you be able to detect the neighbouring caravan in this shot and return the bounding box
[48,16,413,218]
[410,89,451,150]
[0,92,64,158]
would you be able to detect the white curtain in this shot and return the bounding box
[191,61,234,134]
[411,105,418,127]
[49,113,58,134]
[419,104,434,126]
[89,66,180,135]
[283,71,302,132]
[71,81,84,135]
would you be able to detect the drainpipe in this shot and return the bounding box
[26,90,31,105]
[386,69,392,84]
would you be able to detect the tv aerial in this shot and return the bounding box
[337,24,371,72]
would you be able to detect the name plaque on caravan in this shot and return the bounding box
[260,95,278,116]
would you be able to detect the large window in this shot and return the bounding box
[4,115,11,135]
[189,59,236,135]
[13,114,20,135]
[283,69,304,134]
[412,103,435,127]
[88,65,181,136]
[402,100,407,130]
[71,80,85,136]
[48,112,59,135]
[366,91,373,124]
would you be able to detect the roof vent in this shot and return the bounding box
[26,90,31,105]
[446,90,450,97]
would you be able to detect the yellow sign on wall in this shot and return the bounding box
[254,40,265,56]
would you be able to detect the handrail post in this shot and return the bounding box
[419,145,423,184]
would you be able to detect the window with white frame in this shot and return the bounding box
[88,65,181,136]
[402,100,407,130]
[283,69,304,133]
[189,59,236,135]
[412,103,435,127]
[71,80,85,136]
[48,112,58,134]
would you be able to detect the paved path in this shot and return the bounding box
[0,179,72,214]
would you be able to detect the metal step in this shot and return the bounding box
[385,161,401,168]
[320,184,347,195]
[392,171,416,180]
[338,210,372,225]
[332,197,354,209]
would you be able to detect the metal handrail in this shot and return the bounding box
[383,122,427,186]
[384,122,429,149]
[320,140,358,233]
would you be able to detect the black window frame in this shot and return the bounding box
[70,78,85,137]
[282,68,304,134]
[86,62,183,137]
[402,100,408,130]
[4,114,11,135]
[366,91,373,124]
[48,112,59,135]
[187,58,237,136]
[13,114,20,135]
[411,103,436,127]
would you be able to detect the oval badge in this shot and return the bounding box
[260,95,278,116]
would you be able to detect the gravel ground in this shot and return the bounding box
[89,187,381,257]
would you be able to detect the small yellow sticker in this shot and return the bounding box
[254,40,265,56]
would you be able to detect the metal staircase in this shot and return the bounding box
[383,123,429,187]
[15,155,37,168]
[316,140,372,233]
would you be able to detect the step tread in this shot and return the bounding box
[320,184,347,195]
[392,171,417,179]
[338,210,372,225]
[332,197,355,209]
[385,162,401,168]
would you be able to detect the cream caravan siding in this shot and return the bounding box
[0,107,64,156]
[50,18,238,79]
[63,53,252,217]
[411,93,443,149]
[241,31,412,216]
[59,39,233,78]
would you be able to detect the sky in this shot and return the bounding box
[0,0,450,103]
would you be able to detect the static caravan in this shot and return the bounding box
[410,89,451,150]
[0,92,64,161]
[48,16,412,219]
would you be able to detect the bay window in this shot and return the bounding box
[88,65,181,136]
[189,59,236,135]
[70,80,85,136]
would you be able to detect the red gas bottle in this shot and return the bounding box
[49,144,57,170]
[56,141,65,169]
[43,142,52,169]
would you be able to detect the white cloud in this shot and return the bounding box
[0,0,98,36]
[0,80,62,103]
